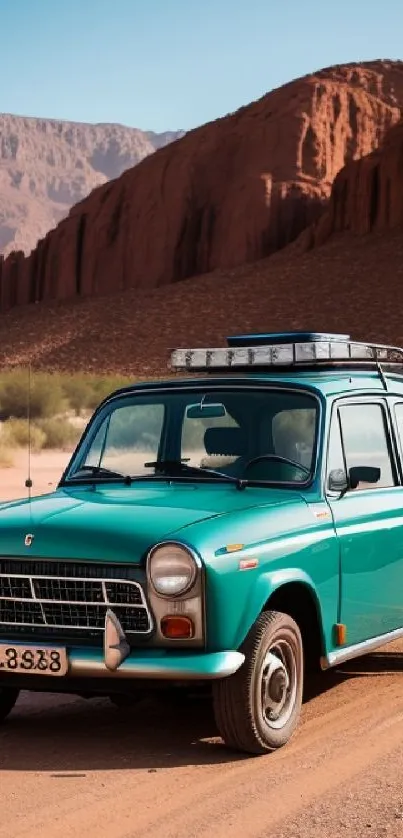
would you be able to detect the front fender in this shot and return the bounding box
[174,498,339,657]
[234,567,325,649]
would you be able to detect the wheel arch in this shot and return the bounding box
[263,580,325,669]
[235,567,326,668]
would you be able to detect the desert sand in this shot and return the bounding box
[2,646,403,837]
[0,449,71,503]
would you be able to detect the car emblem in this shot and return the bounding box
[24,533,34,547]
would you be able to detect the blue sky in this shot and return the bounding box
[2,0,403,131]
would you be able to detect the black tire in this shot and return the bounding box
[213,611,303,755]
[0,687,20,722]
[109,692,147,708]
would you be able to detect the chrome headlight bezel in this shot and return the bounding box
[146,541,200,598]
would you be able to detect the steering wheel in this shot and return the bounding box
[241,454,311,478]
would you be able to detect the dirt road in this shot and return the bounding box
[2,643,403,838]
[1,457,403,836]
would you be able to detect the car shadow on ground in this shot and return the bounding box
[2,650,403,773]
[2,690,245,772]
[303,649,403,701]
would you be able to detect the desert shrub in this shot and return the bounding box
[60,373,133,414]
[29,374,66,418]
[85,374,133,410]
[36,418,81,450]
[61,376,92,415]
[0,369,141,423]
[0,369,65,419]
[2,418,46,451]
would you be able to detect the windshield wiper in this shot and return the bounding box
[144,460,247,490]
[68,465,133,483]
[66,462,247,490]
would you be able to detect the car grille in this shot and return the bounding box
[0,559,152,642]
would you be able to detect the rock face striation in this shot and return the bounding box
[298,117,403,250]
[2,60,403,313]
[0,114,184,256]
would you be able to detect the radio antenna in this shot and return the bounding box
[25,362,33,498]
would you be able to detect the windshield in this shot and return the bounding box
[64,387,318,486]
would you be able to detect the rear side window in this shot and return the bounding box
[338,403,395,489]
[326,411,345,478]
[394,403,403,451]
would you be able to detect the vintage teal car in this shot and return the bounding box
[1,331,403,754]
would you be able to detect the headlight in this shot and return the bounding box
[148,542,198,597]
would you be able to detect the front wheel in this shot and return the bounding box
[0,687,20,722]
[213,611,303,754]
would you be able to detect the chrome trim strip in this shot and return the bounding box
[320,625,403,670]
[68,650,245,680]
[0,619,150,633]
[0,573,147,600]
[29,576,47,624]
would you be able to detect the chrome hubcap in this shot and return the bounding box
[260,640,297,729]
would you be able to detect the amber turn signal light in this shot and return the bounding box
[161,615,194,639]
[335,623,347,646]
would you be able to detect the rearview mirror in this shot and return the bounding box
[186,403,226,419]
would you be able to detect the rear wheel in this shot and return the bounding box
[213,611,303,754]
[0,687,20,721]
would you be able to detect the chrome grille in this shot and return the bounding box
[0,560,152,637]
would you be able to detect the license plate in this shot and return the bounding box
[0,644,68,677]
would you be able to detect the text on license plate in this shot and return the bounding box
[0,644,68,676]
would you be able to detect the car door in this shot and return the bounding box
[326,397,403,646]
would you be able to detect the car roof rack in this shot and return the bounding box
[170,332,403,376]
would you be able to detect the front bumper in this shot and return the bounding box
[0,611,245,684]
[68,648,245,680]
[0,645,245,682]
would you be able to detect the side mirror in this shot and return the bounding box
[349,465,381,489]
[328,465,381,495]
[328,468,348,493]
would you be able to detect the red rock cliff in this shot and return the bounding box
[2,59,403,312]
[299,117,403,250]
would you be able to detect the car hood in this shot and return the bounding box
[0,482,302,565]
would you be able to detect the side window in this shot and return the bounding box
[326,410,346,482]
[394,403,403,452]
[339,403,395,489]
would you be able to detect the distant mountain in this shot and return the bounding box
[3,59,403,321]
[0,114,185,255]
[3,62,403,378]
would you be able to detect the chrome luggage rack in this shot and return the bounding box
[170,332,403,373]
